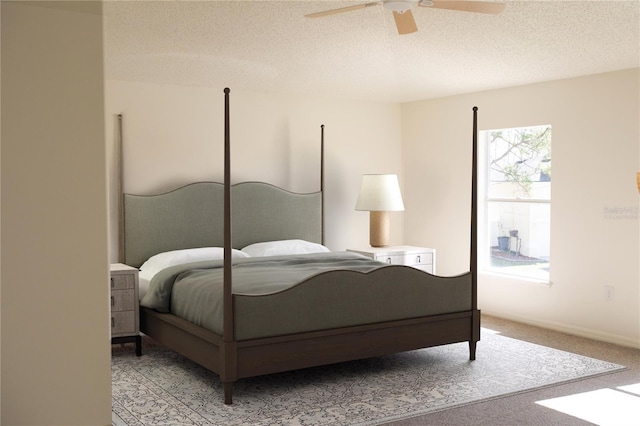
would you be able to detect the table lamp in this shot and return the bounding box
[355,174,405,247]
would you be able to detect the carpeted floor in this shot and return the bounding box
[111,324,625,426]
[389,315,640,425]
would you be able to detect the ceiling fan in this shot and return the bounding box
[305,0,506,35]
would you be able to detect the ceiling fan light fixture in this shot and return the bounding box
[305,0,505,35]
[383,1,414,13]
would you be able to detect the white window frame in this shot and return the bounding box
[479,126,551,283]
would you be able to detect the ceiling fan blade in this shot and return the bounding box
[305,2,378,18]
[393,9,418,34]
[423,0,505,15]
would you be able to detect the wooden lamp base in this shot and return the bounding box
[369,211,390,247]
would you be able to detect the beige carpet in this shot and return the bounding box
[388,315,640,425]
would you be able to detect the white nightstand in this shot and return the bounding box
[110,263,141,356]
[347,245,436,274]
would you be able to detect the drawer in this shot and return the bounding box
[376,252,433,267]
[110,289,135,312]
[110,273,135,290]
[111,311,136,335]
[412,263,434,274]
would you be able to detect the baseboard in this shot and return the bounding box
[482,310,640,349]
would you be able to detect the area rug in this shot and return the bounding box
[111,330,625,425]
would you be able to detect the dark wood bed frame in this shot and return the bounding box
[119,89,480,404]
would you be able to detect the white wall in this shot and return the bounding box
[105,81,404,258]
[1,2,112,424]
[402,69,640,348]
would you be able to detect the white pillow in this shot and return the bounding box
[241,239,330,257]
[139,247,250,276]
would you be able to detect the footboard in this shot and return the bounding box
[234,266,473,340]
[228,267,480,404]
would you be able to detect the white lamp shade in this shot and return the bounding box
[355,174,405,211]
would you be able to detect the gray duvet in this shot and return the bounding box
[141,252,385,334]
[141,251,472,340]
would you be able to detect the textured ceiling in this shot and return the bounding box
[103,0,640,103]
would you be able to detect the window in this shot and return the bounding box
[481,125,551,281]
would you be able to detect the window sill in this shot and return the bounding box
[480,269,552,287]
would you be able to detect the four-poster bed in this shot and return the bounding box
[119,88,480,404]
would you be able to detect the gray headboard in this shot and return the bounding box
[123,181,323,268]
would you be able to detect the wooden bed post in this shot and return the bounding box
[223,89,233,340]
[470,106,480,360]
[117,114,125,263]
[471,106,478,310]
[222,88,237,403]
[320,124,325,245]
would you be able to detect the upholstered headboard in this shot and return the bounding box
[123,181,322,268]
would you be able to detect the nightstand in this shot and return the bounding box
[110,263,141,356]
[347,245,436,274]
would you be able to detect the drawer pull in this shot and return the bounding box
[416,255,421,263]
[110,277,115,288]
[111,296,115,307]
[386,257,392,264]
[111,317,115,329]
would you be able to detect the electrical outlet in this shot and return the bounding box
[604,285,615,301]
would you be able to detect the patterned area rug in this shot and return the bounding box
[112,330,624,425]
